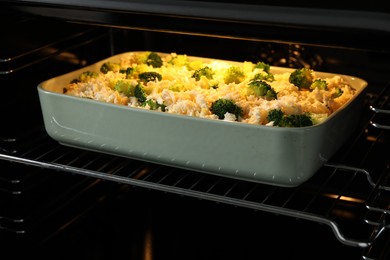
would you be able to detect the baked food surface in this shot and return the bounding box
[64,51,356,127]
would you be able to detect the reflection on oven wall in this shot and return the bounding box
[1,4,390,260]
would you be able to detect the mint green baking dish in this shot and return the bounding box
[37,52,368,187]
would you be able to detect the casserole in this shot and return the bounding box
[37,52,368,187]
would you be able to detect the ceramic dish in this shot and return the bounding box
[37,52,368,187]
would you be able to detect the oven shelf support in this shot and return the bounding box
[0,152,386,249]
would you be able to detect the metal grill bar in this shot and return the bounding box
[1,21,111,75]
[369,81,390,130]
[0,148,382,248]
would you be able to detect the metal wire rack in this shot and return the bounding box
[0,82,389,253]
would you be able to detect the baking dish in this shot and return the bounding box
[37,52,368,187]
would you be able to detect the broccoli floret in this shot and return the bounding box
[100,62,121,74]
[119,67,135,79]
[252,72,275,82]
[267,109,313,127]
[252,61,274,81]
[254,61,271,73]
[281,114,313,127]
[146,52,163,68]
[114,79,136,96]
[192,66,214,81]
[142,100,166,111]
[267,109,284,126]
[224,66,246,84]
[138,71,162,83]
[70,71,99,83]
[133,84,165,111]
[210,98,243,120]
[248,80,277,100]
[134,84,147,103]
[192,66,218,88]
[289,68,314,90]
[310,79,328,90]
[332,88,344,98]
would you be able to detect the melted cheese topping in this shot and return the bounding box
[65,52,356,126]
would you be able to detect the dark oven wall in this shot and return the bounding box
[1,3,390,260]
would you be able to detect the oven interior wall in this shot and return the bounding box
[1,6,390,260]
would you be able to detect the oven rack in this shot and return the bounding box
[0,16,110,76]
[0,161,102,232]
[1,8,389,258]
[0,101,389,252]
[0,162,124,256]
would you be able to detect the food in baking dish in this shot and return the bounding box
[63,51,356,127]
[37,51,367,187]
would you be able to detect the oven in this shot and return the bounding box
[1,1,390,259]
